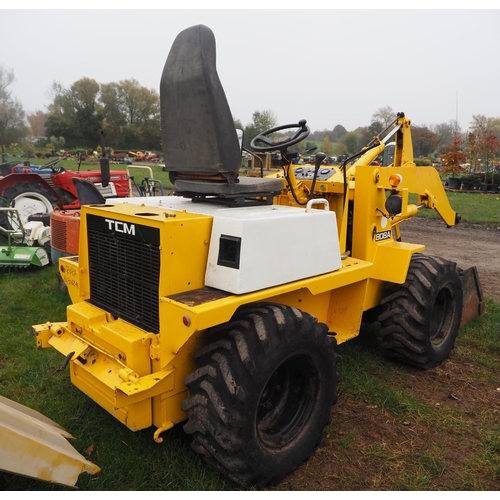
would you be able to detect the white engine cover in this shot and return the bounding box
[205,203,341,294]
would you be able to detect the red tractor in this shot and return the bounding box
[0,156,131,227]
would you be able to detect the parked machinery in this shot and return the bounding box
[33,25,484,488]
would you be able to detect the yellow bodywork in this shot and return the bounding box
[34,114,461,440]
[0,395,99,487]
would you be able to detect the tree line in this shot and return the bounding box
[2,65,500,171]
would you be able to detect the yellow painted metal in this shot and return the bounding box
[158,256,373,351]
[74,203,213,302]
[58,256,81,303]
[35,114,470,443]
[0,395,99,487]
[394,115,415,167]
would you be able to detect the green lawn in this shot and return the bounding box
[411,190,500,226]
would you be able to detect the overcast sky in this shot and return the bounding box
[2,5,499,134]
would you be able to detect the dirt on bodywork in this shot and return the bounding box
[269,217,500,491]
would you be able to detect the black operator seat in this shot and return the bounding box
[160,24,283,205]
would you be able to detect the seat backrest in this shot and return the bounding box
[72,177,106,205]
[160,24,241,178]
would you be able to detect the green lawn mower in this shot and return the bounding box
[0,205,50,271]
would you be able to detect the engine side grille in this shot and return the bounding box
[86,214,161,333]
[50,215,67,252]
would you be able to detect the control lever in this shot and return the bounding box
[309,152,327,200]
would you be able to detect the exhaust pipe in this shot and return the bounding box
[100,130,110,188]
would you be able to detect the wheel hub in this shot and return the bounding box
[257,355,318,449]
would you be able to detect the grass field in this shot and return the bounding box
[411,190,500,226]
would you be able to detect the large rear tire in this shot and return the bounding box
[378,254,463,369]
[181,303,340,488]
[0,182,60,229]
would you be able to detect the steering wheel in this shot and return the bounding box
[250,119,310,152]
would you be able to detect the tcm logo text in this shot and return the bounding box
[105,219,135,236]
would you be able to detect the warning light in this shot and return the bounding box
[182,315,191,327]
[389,174,403,187]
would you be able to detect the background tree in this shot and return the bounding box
[125,84,161,150]
[366,120,384,139]
[49,135,66,155]
[469,115,500,181]
[465,131,480,174]
[46,78,161,150]
[20,139,35,161]
[483,132,500,184]
[322,136,333,154]
[27,110,47,137]
[440,129,466,178]
[233,118,243,131]
[371,106,395,128]
[331,124,348,142]
[411,125,439,158]
[0,65,14,101]
[100,82,127,149]
[69,77,102,147]
[341,131,360,155]
[431,121,456,155]
[244,110,277,149]
[103,79,160,150]
[114,79,160,149]
[45,82,73,144]
[0,65,29,153]
[333,142,348,156]
[45,79,102,147]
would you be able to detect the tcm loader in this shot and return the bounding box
[33,25,483,488]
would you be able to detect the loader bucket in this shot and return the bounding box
[460,266,485,326]
[0,395,100,487]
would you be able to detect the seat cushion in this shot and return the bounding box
[174,176,284,196]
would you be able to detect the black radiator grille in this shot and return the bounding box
[87,214,161,333]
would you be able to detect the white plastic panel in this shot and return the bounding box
[205,204,341,294]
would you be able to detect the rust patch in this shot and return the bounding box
[168,287,231,307]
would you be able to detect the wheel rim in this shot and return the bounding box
[11,193,54,226]
[256,354,319,449]
[429,285,456,348]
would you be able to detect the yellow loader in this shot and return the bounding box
[33,25,483,488]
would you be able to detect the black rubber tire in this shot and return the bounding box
[181,302,340,488]
[0,182,60,229]
[378,254,463,370]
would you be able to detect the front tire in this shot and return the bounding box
[378,254,463,369]
[181,303,340,488]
